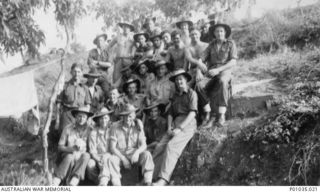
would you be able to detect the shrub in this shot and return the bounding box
[233,3,320,59]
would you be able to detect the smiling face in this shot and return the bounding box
[190,30,200,43]
[139,64,148,75]
[124,112,136,125]
[203,23,210,33]
[153,37,162,48]
[137,35,146,45]
[122,25,131,35]
[146,20,155,31]
[180,22,189,32]
[109,89,119,103]
[71,67,83,81]
[98,114,110,128]
[127,82,138,96]
[172,34,181,46]
[175,74,188,91]
[75,112,88,126]
[162,33,171,44]
[149,106,159,120]
[96,36,106,48]
[214,26,226,40]
[157,64,168,78]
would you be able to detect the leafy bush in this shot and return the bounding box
[233,3,320,59]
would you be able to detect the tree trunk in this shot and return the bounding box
[64,25,71,53]
[42,50,65,181]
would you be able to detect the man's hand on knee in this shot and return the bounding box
[122,157,132,169]
[130,151,140,164]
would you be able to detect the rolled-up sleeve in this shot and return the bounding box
[229,40,238,60]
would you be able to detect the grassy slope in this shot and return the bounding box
[171,48,320,185]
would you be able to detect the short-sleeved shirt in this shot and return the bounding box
[201,39,238,70]
[58,123,92,152]
[59,79,91,108]
[138,73,155,94]
[87,84,105,113]
[147,76,175,104]
[110,119,146,156]
[144,116,167,145]
[105,99,125,122]
[88,126,112,155]
[167,44,187,71]
[169,87,198,119]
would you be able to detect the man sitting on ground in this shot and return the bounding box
[52,107,93,186]
[109,104,154,186]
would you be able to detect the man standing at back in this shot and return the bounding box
[57,63,91,134]
[108,22,136,84]
[87,34,113,93]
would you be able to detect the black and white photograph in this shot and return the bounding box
[0,0,320,189]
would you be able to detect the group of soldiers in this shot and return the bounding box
[52,15,238,186]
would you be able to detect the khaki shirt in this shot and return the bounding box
[88,126,112,155]
[201,39,238,70]
[110,119,146,155]
[87,84,105,113]
[59,79,91,108]
[87,48,111,68]
[58,123,92,152]
[169,87,198,118]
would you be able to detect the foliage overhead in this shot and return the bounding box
[90,0,155,30]
[53,0,86,31]
[52,0,86,51]
[0,0,50,58]
[154,0,247,18]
